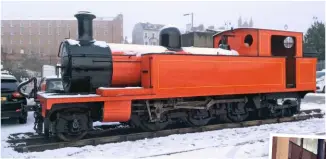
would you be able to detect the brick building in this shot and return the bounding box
[1,14,123,64]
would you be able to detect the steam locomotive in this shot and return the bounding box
[18,11,317,141]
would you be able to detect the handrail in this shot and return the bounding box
[17,77,38,99]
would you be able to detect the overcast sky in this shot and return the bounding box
[1,1,325,39]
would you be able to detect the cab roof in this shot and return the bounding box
[213,27,303,37]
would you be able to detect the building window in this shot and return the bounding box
[48,22,52,27]
[20,22,24,27]
[20,28,23,35]
[20,40,23,44]
[153,42,156,45]
[145,42,148,45]
[291,138,318,155]
[29,39,32,44]
[57,30,60,36]
[28,21,32,27]
[10,21,14,27]
[39,39,41,45]
[144,33,147,38]
[67,24,70,27]
[152,33,155,37]
[48,29,52,35]
[29,29,32,35]
[302,138,318,154]
[48,40,51,44]
[9,49,13,54]
[38,28,42,35]
[20,49,24,54]
[10,30,15,35]
[10,40,14,44]
[104,31,108,35]
[1,31,4,36]
[39,47,41,54]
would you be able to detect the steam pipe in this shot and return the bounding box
[74,11,96,45]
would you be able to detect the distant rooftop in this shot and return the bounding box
[1,15,122,21]
[140,22,165,31]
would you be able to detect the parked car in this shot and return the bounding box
[1,74,28,123]
[316,70,325,93]
[37,76,63,93]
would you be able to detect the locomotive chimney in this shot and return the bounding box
[74,11,96,45]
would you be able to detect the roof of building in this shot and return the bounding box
[139,22,165,31]
[1,16,117,21]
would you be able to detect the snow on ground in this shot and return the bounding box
[1,102,324,159]
[301,102,325,112]
[306,93,325,97]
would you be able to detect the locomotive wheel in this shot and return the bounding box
[55,111,89,142]
[131,114,169,131]
[227,102,250,122]
[257,107,270,119]
[269,99,300,118]
[186,109,212,126]
[57,131,87,142]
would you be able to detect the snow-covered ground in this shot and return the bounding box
[1,102,324,159]
[306,93,325,97]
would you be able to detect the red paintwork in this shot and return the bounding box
[37,28,317,122]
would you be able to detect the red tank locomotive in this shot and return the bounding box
[18,11,316,141]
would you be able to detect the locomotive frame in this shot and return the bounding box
[18,11,316,141]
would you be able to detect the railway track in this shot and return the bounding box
[6,109,324,153]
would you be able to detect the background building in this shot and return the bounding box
[272,136,326,159]
[1,14,123,64]
[181,31,217,48]
[132,22,164,45]
[238,16,254,28]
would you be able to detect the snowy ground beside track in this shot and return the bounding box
[1,93,325,158]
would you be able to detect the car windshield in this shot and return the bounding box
[46,79,64,91]
[317,72,325,78]
[1,79,18,92]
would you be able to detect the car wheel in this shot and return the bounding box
[18,112,28,124]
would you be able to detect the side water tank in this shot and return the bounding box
[159,26,182,51]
